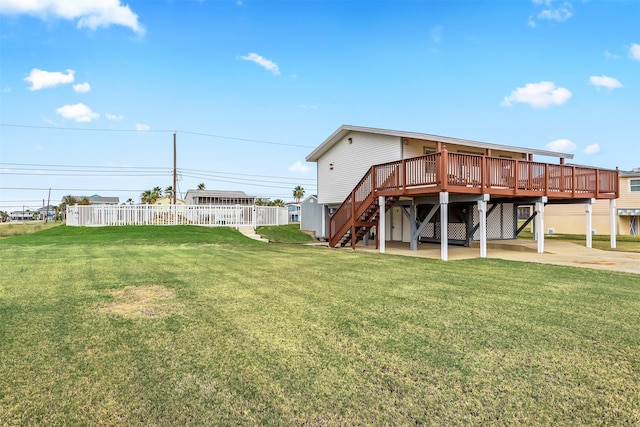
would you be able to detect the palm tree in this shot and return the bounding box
[78,196,91,205]
[269,199,286,207]
[141,189,158,204]
[126,198,134,205]
[164,186,174,199]
[293,185,305,203]
[197,183,206,190]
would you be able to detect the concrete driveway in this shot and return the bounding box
[351,240,640,275]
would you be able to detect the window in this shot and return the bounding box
[630,179,640,193]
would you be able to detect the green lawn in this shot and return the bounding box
[1,226,639,425]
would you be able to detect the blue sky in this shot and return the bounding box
[1,0,638,212]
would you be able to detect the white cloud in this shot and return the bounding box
[529,1,573,27]
[73,82,91,93]
[545,139,576,152]
[604,50,619,60]
[25,68,74,90]
[288,161,310,174]
[0,0,144,34]
[589,75,622,90]
[136,123,150,131]
[584,144,601,154]
[502,81,572,108]
[105,112,124,121]
[240,53,280,75]
[629,43,640,61]
[56,103,99,122]
[537,3,573,22]
[300,104,318,110]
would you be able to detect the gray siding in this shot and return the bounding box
[300,196,323,238]
[317,131,401,205]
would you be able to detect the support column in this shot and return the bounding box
[378,196,386,254]
[478,199,488,258]
[440,192,449,261]
[409,202,418,251]
[585,199,594,248]
[610,199,617,249]
[534,197,546,254]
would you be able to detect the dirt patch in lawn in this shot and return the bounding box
[99,285,182,318]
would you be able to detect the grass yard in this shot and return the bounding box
[0,221,61,238]
[256,223,315,243]
[1,226,639,425]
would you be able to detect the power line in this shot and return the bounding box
[0,123,316,148]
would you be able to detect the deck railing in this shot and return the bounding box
[329,150,619,246]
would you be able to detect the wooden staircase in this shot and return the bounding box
[329,166,400,248]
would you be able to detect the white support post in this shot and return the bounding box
[478,198,488,258]
[378,196,386,254]
[252,205,257,230]
[585,199,594,248]
[610,199,617,249]
[440,192,449,261]
[409,202,418,251]
[534,198,546,254]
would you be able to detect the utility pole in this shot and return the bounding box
[46,187,51,223]
[173,132,177,204]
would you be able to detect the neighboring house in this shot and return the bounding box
[10,210,36,221]
[300,195,322,238]
[65,195,120,205]
[184,190,255,206]
[306,125,619,259]
[545,168,640,236]
[38,205,56,220]
[287,203,301,222]
[153,197,186,205]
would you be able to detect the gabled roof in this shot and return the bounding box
[621,169,640,178]
[306,124,574,162]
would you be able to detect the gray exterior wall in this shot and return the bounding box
[300,195,323,238]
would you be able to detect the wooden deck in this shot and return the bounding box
[329,150,619,247]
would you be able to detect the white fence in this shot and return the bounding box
[66,204,289,228]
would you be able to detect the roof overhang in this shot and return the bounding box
[305,124,574,162]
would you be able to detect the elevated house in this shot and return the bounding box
[64,195,120,205]
[184,190,255,206]
[306,125,619,260]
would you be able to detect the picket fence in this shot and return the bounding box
[66,204,289,228]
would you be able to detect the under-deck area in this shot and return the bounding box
[329,150,619,255]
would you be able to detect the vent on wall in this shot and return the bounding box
[548,228,555,235]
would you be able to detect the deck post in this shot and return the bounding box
[478,195,489,258]
[610,199,617,249]
[409,202,417,251]
[534,197,547,254]
[378,196,386,254]
[440,192,449,261]
[585,199,594,248]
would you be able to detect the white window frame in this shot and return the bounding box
[630,178,640,193]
